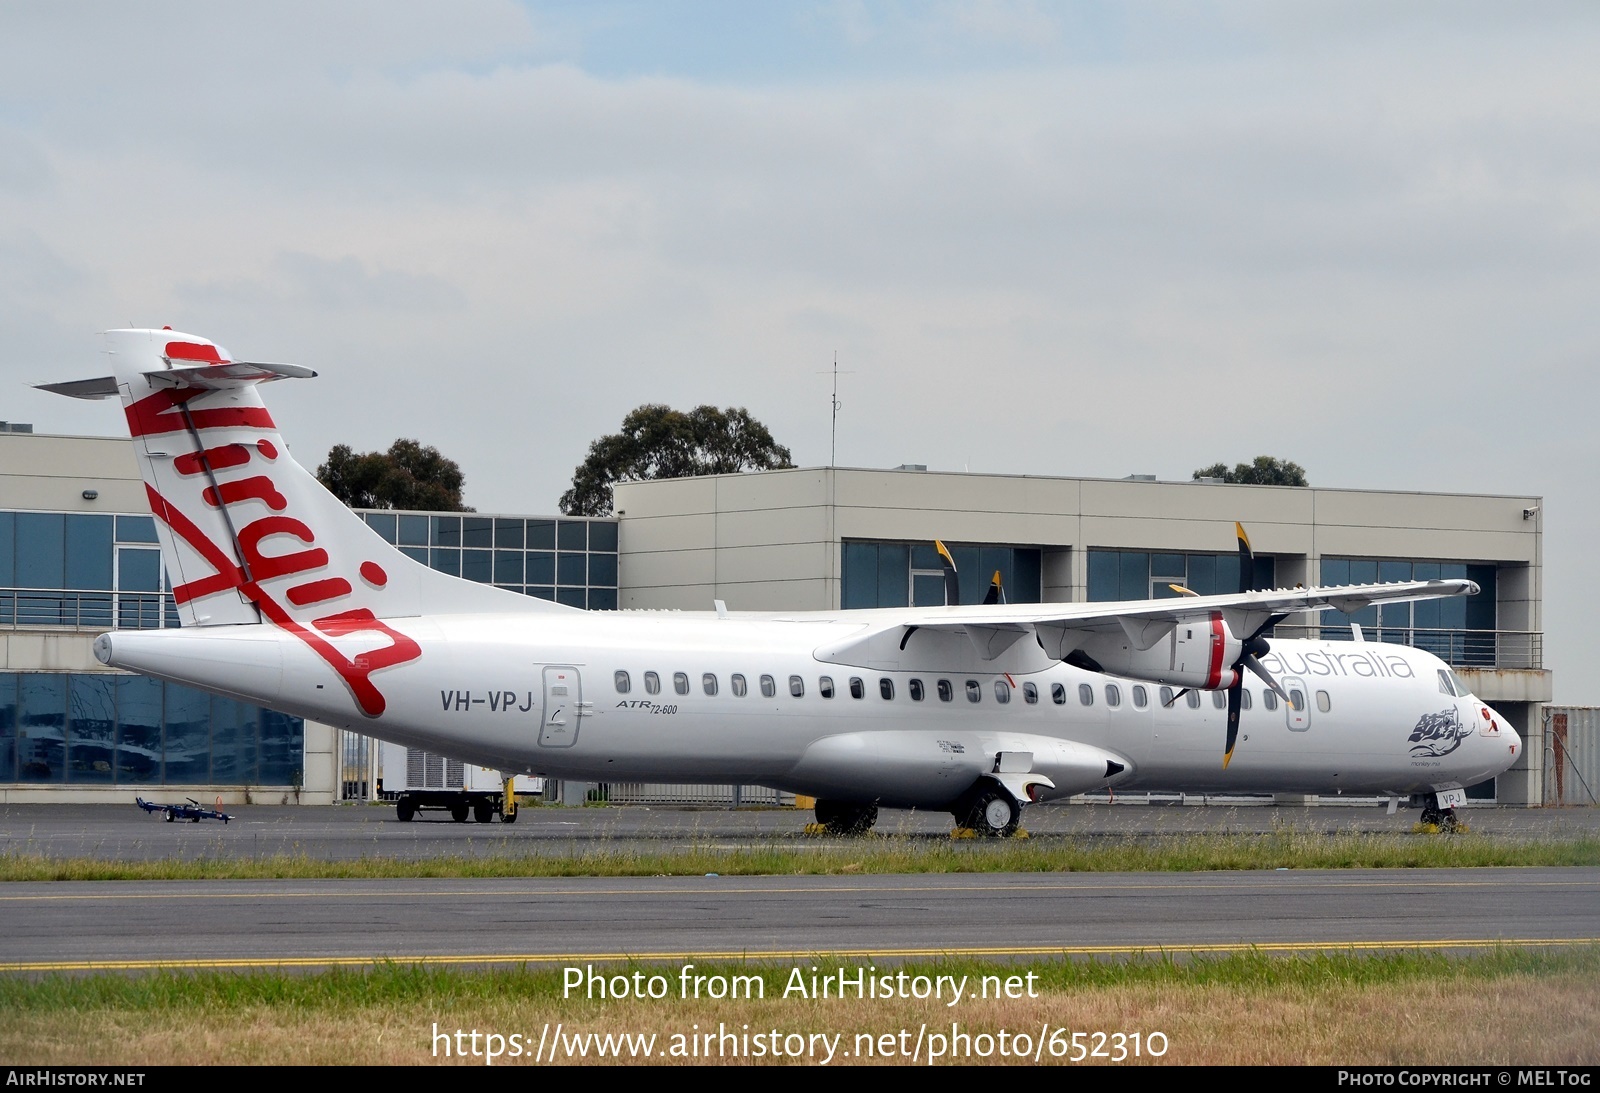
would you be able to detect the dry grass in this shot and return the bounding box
[3,954,1596,1066]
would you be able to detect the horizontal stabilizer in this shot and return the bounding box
[35,375,120,400]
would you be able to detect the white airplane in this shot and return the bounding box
[42,329,1521,835]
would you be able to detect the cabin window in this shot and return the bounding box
[790,675,805,698]
[614,671,631,694]
[644,671,661,695]
[938,679,954,702]
[819,676,835,698]
[966,680,982,703]
[673,672,690,696]
[1437,669,1455,697]
[1240,688,1252,710]
[1288,689,1304,712]
[909,679,925,701]
[760,674,776,698]
[1186,690,1201,710]
[1212,690,1227,710]
[1023,682,1039,705]
[1051,683,1066,705]
[1159,686,1174,708]
[1316,690,1331,713]
[850,677,865,699]
[1078,683,1094,707]
[880,678,895,700]
[1263,689,1279,711]
[1132,685,1148,709]
[995,680,1011,704]
[1105,684,1121,708]
[731,674,748,697]
[702,673,718,696]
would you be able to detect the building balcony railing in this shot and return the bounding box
[1272,624,1542,671]
[0,588,177,631]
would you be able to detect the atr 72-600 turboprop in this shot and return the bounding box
[42,330,1520,835]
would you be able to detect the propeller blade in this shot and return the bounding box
[983,569,1006,606]
[1242,654,1289,701]
[1223,680,1243,768]
[935,540,960,606]
[1163,687,1190,708]
[1168,584,1199,597]
[1236,521,1254,594]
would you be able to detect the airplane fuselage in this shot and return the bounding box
[98,611,1516,808]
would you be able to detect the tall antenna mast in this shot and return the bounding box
[830,351,840,467]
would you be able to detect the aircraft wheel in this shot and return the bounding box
[813,800,878,836]
[450,803,469,823]
[473,802,494,824]
[396,799,415,822]
[963,790,1021,838]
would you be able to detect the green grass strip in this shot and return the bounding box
[2,830,1598,881]
[4,947,1596,1012]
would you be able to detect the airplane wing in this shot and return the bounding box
[812,579,1478,669]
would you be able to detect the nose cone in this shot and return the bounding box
[1473,700,1520,777]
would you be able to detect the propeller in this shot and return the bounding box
[1223,522,1289,768]
[983,569,1006,606]
[935,540,960,605]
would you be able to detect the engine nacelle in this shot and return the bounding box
[1073,612,1242,690]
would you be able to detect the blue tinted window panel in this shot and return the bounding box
[1321,558,1350,587]
[1439,596,1467,631]
[558,521,588,552]
[588,587,618,611]
[588,552,618,587]
[1413,562,1441,581]
[911,573,946,606]
[1466,566,1497,631]
[1151,553,1186,578]
[494,519,525,549]
[163,685,211,783]
[528,586,555,601]
[64,512,114,588]
[115,514,159,544]
[878,543,910,607]
[949,547,981,604]
[556,554,587,586]
[364,512,398,543]
[1012,549,1042,603]
[1087,551,1118,602]
[114,674,163,784]
[1187,553,1217,595]
[461,549,493,583]
[462,518,493,549]
[1414,597,1442,630]
[210,696,259,785]
[1350,559,1378,585]
[556,587,587,609]
[1253,557,1275,591]
[1379,560,1412,584]
[0,512,12,587]
[432,517,461,547]
[68,675,117,784]
[1118,552,1149,601]
[0,674,15,782]
[494,550,524,585]
[588,522,618,552]
[525,552,555,585]
[398,515,430,546]
[15,513,64,589]
[526,520,555,550]
[910,544,940,570]
[258,710,302,786]
[119,548,162,592]
[18,674,67,782]
[400,546,429,565]
[841,542,878,610]
[430,549,461,577]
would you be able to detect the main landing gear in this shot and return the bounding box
[812,800,879,836]
[958,789,1022,838]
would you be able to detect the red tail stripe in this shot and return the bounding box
[125,388,276,438]
[165,341,227,363]
[174,444,252,477]
[286,578,353,606]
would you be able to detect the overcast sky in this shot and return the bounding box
[3,2,1595,701]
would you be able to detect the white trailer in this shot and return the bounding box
[379,740,542,823]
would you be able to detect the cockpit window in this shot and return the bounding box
[1437,669,1455,697]
[1448,670,1473,699]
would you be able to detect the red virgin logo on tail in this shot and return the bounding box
[129,382,420,718]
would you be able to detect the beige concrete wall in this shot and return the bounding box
[0,433,145,514]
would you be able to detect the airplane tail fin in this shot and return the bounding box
[43,329,572,632]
